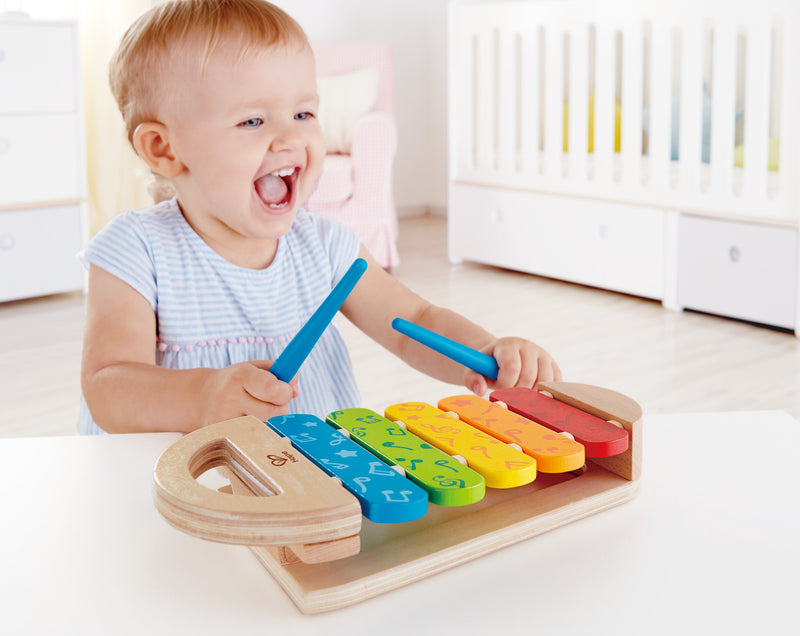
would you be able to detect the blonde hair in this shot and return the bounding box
[109,0,309,146]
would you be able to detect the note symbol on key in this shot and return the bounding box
[382,490,416,503]
[383,441,414,451]
[435,459,460,473]
[368,461,397,476]
[356,414,383,425]
[321,458,350,470]
[352,476,371,494]
[401,459,423,471]
[471,445,491,459]
[434,476,466,488]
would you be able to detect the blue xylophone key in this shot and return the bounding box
[266,414,428,524]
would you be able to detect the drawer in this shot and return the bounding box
[677,215,797,329]
[449,184,666,299]
[0,21,77,114]
[0,205,83,301]
[0,113,82,205]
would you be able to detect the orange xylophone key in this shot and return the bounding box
[438,395,585,473]
[489,387,629,458]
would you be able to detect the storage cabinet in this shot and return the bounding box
[0,19,85,302]
[677,216,797,330]
[450,177,798,332]
[450,184,666,300]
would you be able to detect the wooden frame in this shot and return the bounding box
[153,381,642,614]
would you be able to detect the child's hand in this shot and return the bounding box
[200,361,298,425]
[464,337,562,397]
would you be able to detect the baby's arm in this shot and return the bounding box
[80,265,295,433]
[341,247,561,395]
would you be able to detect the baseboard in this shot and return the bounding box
[397,204,447,218]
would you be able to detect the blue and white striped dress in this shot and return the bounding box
[78,198,362,434]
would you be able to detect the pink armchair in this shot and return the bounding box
[307,42,399,269]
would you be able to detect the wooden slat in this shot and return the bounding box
[519,28,541,177]
[648,19,672,192]
[677,18,703,193]
[593,19,616,184]
[568,20,589,180]
[620,18,643,187]
[742,20,771,202]
[708,19,737,197]
[476,27,495,174]
[543,18,564,178]
[496,27,517,175]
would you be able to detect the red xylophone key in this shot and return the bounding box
[489,387,629,458]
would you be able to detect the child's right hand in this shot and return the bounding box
[200,361,298,426]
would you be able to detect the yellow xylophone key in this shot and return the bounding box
[385,402,537,488]
[439,395,585,473]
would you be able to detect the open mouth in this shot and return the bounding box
[254,167,299,210]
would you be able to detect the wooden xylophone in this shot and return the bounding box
[153,381,642,614]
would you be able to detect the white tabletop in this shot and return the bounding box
[1,411,798,635]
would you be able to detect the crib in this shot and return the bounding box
[448,0,800,333]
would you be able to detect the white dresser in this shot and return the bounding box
[0,18,85,302]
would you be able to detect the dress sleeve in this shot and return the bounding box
[308,211,362,287]
[78,211,158,311]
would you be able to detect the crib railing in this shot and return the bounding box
[449,0,800,224]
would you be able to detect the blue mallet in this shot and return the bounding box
[391,317,499,381]
[270,258,367,382]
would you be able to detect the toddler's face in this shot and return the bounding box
[159,37,325,251]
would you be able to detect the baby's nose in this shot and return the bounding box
[269,123,304,151]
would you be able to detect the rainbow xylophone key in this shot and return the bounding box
[490,387,629,458]
[267,414,428,523]
[384,402,537,488]
[326,408,486,507]
[438,395,585,473]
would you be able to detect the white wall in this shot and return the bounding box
[271,0,450,215]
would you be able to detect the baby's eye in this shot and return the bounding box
[294,112,314,121]
[240,117,263,128]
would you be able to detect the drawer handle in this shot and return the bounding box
[0,48,5,63]
[729,246,741,263]
[0,234,15,251]
[0,138,9,154]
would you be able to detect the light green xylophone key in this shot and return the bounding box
[326,408,485,507]
[385,402,537,488]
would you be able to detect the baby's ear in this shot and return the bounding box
[133,122,185,177]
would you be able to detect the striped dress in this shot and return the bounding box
[78,198,362,434]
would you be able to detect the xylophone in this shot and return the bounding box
[153,380,642,614]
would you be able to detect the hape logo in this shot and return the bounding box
[266,454,287,466]
[266,451,299,466]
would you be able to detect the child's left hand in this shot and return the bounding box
[464,337,562,397]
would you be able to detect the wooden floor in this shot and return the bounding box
[1,213,798,437]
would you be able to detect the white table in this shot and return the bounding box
[2,411,798,635]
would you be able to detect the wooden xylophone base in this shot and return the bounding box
[250,462,638,613]
[256,381,641,613]
[153,381,642,614]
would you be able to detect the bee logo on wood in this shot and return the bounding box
[267,451,298,466]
